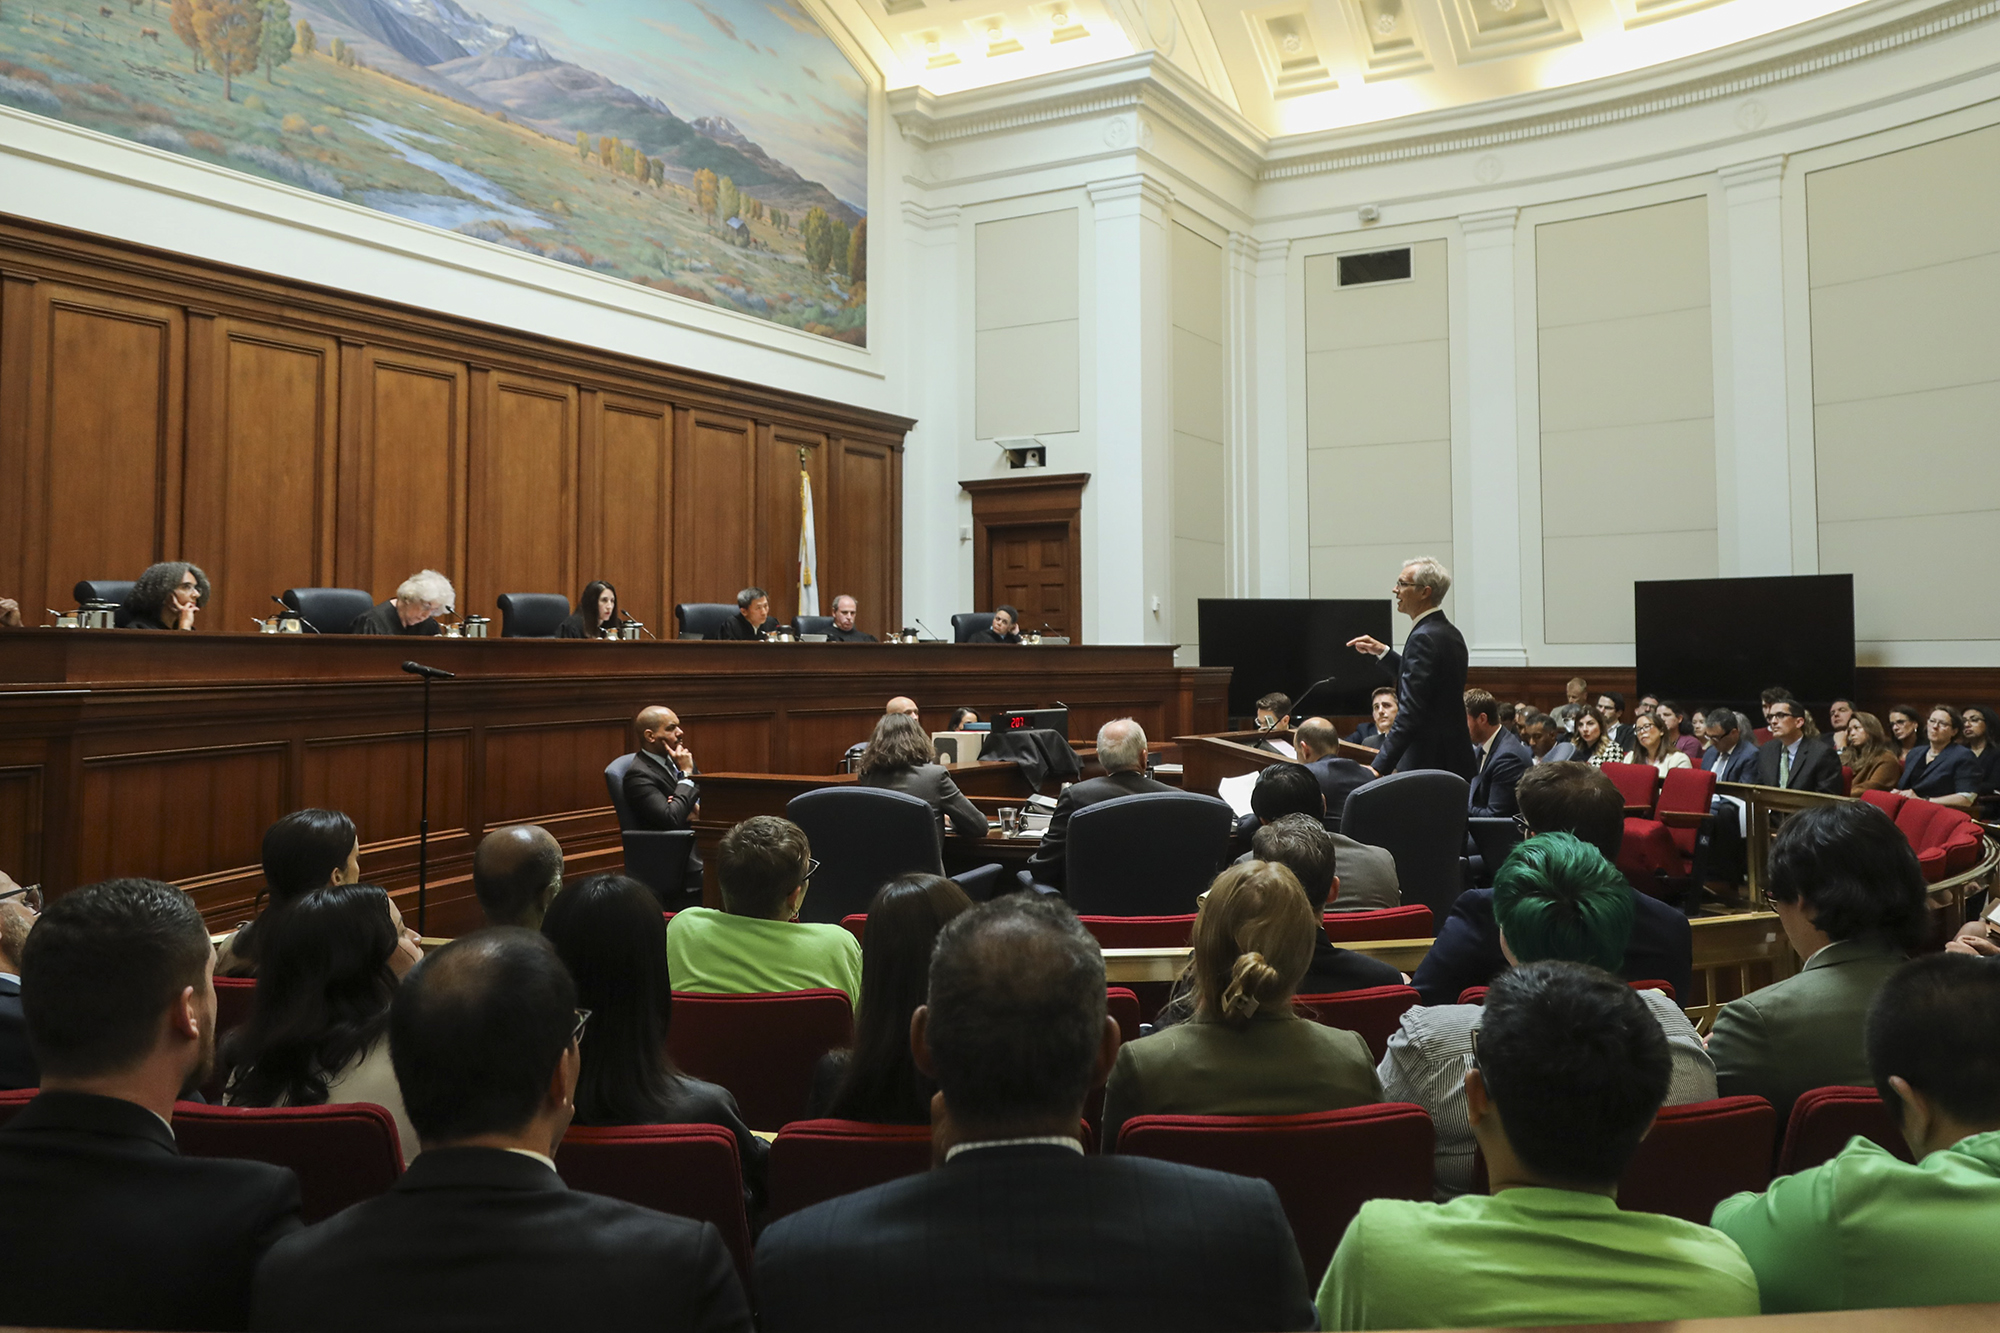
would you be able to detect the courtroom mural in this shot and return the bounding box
[0,0,870,343]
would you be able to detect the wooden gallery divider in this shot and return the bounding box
[0,214,907,639]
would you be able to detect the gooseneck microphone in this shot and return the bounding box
[915,618,940,642]
[402,661,456,680]
[272,594,320,633]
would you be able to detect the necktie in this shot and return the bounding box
[1779,748,1792,786]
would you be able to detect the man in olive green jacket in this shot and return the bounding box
[1707,802,1929,1123]
[1712,951,2000,1312]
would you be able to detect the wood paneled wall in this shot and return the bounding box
[0,216,907,637]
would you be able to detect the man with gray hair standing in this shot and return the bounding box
[1346,556,1475,778]
[1022,718,1172,892]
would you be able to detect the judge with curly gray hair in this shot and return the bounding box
[120,561,210,631]
[350,570,454,636]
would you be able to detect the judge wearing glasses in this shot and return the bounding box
[1345,557,1475,778]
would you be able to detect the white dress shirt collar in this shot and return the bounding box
[945,1135,1084,1163]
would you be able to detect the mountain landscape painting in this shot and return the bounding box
[0,0,870,343]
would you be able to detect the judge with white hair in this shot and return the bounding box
[350,570,455,636]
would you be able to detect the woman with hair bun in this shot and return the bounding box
[1099,860,1380,1150]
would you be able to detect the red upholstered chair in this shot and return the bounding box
[1458,979,1675,1006]
[1858,789,1906,820]
[1106,987,1143,1044]
[214,976,258,1036]
[170,1101,403,1223]
[1777,1086,1912,1175]
[1603,763,1661,816]
[0,1087,35,1126]
[1323,905,1433,943]
[1654,767,1717,869]
[1080,915,1197,948]
[1617,1096,1777,1223]
[1840,765,1854,796]
[1295,985,1420,1062]
[667,989,854,1131]
[1616,817,1680,898]
[1116,1105,1434,1281]
[840,913,866,945]
[558,1124,753,1290]
[1754,727,1773,745]
[766,1118,933,1220]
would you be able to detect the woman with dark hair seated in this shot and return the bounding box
[557,580,619,639]
[217,809,362,978]
[120,561,209,630]
[541,873,767,1196]
[1708,801,1929,1122]
[223,882,423,1162]
[1655,701,1702,763]
[1841,712,1903,793]
[853,713,988,840]
[1896,704,1981,805]
[1573,711,1624,767]
[944,706,980,732]
[809,874,973,1123]
[1101,860,1381,1150]
[1887,705,1925,764]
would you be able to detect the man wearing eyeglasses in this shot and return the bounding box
[0,871,38,1089]
[1346,557,1475,779]
[1754,701,1843,793]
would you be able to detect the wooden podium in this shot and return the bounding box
[1174,731,1378,795]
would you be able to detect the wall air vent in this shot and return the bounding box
[1337,248,1413,285]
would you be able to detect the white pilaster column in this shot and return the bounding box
[1251,237,1292,596]
[1224,231,1259,595]
[1086,174,1173,644]
[1716,156,1792,576]
[1458,208,1528,666]
[899,200,964,630]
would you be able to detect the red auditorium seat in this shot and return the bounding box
[170,1101,403,1223]
[1891,800,1983,883]
[840,913,865,944]
[1106,987,1143,1044]
[667,989,854,1131]
[1295,985,1420,1062]
[202,976,261,1103]
[766,1118,932,1220]
[1777,1086,1912,1175]
[0,1087,34,1125]
[1080,915,1196,948]
[1653,767,1717,867]
[1603,763,1661,816]
[557,1123,752,1289]
[1616,817,1680,898]
[1117,1105,1434,1281]
[1618,1096,1776,1223]
[1859,789,1906,819]
[1323,905,1433,943]
[1457,979,1675,1006]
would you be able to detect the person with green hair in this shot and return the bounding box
[1378,832,1715,1198]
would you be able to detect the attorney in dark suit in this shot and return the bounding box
[623,705,704,885]
[1755,700,1845,794]
[754,894,1315,1333]
[1346,557,1475,778]
[1023,718,1172,890]
[252,930,750,1333]
[711,587,776,641]
[1292,716,1376,829]
[0,876,39,1089]
[1465,689,1533,818]
[824,594,877,642]
[1410,763,1693,1006]
[966,604,1024,644]
[854,712,988,840]
[0,878,302,1331]
[1701,711,1761,783]
[349,569,452,636]
[1343,688,1398,749]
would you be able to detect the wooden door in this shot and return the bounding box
[988,523,1073,639]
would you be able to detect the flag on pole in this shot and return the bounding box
[798,465,820,618]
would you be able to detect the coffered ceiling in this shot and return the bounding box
[818,0,1881,136]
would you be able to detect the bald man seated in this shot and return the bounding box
[845,698,921,772]
[886,697,919,721]
[623,706,705,884]
[472,826,565,930]
[1293,717,1378,833]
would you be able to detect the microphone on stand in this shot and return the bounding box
[272,595,320,633]
[400,662,454,932]
[915,618,941,642]
[402,661,456,679]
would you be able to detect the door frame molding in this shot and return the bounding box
[960,472,1089,644]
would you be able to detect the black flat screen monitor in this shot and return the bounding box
[1198,599,1396,720]
[1634,574,1855,706]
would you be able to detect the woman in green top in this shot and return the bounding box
[1101,860,1381,1150]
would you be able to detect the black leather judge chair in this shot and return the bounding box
[785,787,1002,922]
[281,588,376,635]
[1063,791,1234,916]
[497,593,570,638]
[604,755,638,831]
[1342,771,1471,920]
[73,579,136,607]
[674,603,738,640]
[950,612,994,643]
[793,615,835,637]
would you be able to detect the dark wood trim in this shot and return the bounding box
[961,472,1089,644]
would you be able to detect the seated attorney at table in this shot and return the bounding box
[1344,688,1397,748]
[120,560,209,630]
[350,570,453,636]
[854,713,988,841]
[966,605,1022,644]
[624,706,700,833]
[1023,718,1171,890]
[825,594,877,643]
[557,581,619,639]
[713,587,777,641]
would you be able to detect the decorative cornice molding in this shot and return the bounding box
[1260,0,2000,179]
[1458,207,1520,236]
[1717,154,1789,191]
[899,200,965,231]
[1086,173,1175,213]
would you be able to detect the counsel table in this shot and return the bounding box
[0,630,1227,934]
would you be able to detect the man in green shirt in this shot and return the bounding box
[665,816,862,1008]
[1712,950,2000,1313]
[1319,961,1759,1330]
